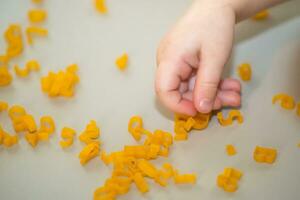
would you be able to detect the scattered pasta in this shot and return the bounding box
[41,64,79,97]
[272,93,295,110]
[115,53,128,71]
[95,116,196,199]
[28,9,47,23]
[237,63,252,81]
[217,110,244,126]
[217,167,243,193]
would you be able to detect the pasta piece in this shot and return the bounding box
[28,9,47,23]
[26,26,48,45]
[133,172,149,193]
[0,101,8,111]
[253,146,277,164]
[115,53,128,71]
[0,66,13,86]
[95,0,107,14]
[25,132,39,147]
[0,126,18,147]
[14,65,29,77]
[174,174,197,184]
[137,159,159,178]
[217,110,243,126]
[79,120,100,144]
[226,145,237,156]
[252,10,269,21]
[22,114,37,133]
[128,116,144,141]
[8,105,26,120]
[5,24,23,59]
[26,60,40,71]
[184,117,195,132]
[297,103,300,117]
[192,112,211,130]
[272,93,295,110]
[237,63,252,81]
[79,142,100,165]
[39,116,55,134]
[60,127,76,148]
[217,168,243,193]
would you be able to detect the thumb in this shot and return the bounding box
[193,48,230,113]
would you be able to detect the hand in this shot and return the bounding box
[155,1,241,116]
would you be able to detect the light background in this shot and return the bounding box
[0,0,300,200]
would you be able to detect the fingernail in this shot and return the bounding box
[199,99,213,113]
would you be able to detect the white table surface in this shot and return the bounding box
[0,0,300,200]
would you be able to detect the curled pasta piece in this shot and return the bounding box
[79,120,100,144]
[60,127,76,148]
[128,116,144,141]
[8,105,26,120]
[95,0,107,14]
[5,24,23,59]
[15,60,40,77]
[237,63,252,81]
[26,26,48,45]
[217,110,243,126]
[272,93,295,110]
[14,65,29,77]
[40,116,55,134]
[28,9,47,23]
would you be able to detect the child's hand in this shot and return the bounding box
[155,2,241,116]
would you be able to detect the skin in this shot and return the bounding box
[155,0,288,116]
